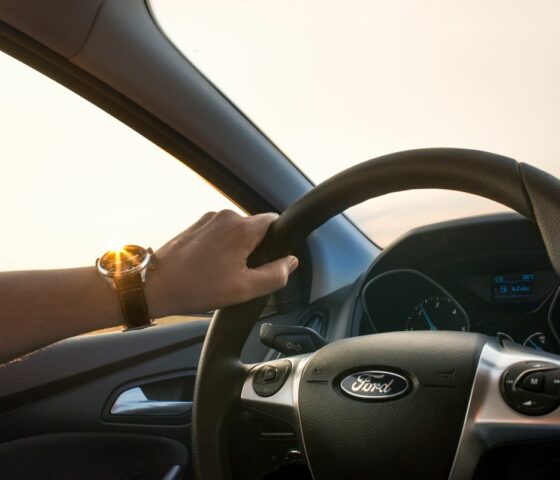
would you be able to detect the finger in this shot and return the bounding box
[241,212,280,253]
[246,255,299,297]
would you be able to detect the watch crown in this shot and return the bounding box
[148,251,158,270]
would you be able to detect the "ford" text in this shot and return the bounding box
[351,374,394,394]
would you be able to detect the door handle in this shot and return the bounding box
[110,387,192,416]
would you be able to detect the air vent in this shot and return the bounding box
[300,306,329,337]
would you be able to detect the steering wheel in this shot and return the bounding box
[192,148,560,480]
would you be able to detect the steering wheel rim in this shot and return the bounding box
[192,148,560,479]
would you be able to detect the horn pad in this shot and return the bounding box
[298,331,486,480]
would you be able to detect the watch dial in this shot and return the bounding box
[99,245,147,275]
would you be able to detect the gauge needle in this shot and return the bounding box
[420,304,437,331]
[529,339,543,351]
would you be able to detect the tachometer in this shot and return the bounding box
[523,331,552,352]
[406,296,469,332]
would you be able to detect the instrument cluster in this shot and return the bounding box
[362,269,560,354]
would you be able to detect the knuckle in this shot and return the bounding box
[225,215,251,237]
[278,274,289,288]
[216,209,239,221]
[216,210,247,234]
[201,211,217,221]
[272,266,289,288]
[236,217,252,234]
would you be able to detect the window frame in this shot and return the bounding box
[0,18,272,217]
[0,17,312,312]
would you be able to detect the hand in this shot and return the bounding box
[146,210,298,316]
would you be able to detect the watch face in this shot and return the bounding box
[99,245,149,277]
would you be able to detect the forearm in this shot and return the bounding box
[0,267,124,363]
[0,211,297,364]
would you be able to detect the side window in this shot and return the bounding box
[0,51,242,327]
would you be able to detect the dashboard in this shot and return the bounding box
[356,214,560,354]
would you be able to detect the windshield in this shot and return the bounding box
[150,1,560,246]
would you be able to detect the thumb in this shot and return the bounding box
[248,255,299,297]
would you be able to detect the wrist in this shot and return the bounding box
[144,257,196,318]
[144,267,168,318]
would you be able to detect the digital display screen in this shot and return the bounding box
[492,273,536,301]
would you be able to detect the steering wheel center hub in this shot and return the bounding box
[298,331,485,479]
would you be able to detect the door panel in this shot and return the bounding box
[0,321,208,479]
[0,433,187,480]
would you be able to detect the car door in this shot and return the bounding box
[0,48,243,480]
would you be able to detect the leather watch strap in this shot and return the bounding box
[114,274,152,329]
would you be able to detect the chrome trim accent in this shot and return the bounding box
[161,465,182,480]
[547,286,560,345]
[241,354,314,476]
[449,342,560,479]
[110,386,192,416]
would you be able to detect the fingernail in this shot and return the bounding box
[288,255,299,272]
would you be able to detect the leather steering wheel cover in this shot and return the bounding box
[192,148,560,479]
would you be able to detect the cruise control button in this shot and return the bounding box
[544,369,560,395]
[515,396,557,416]
[253,360,292,397]
[520,372,545,393]
[254,365,280,384]
[501,362,560,415]
[524,362,551,369]
[263,366,278,382]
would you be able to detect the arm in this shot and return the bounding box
[0,211,298,364]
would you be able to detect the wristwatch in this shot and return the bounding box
[96,245,156,330]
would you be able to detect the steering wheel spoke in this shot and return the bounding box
[450,341,560,478]
[241,355,313,460]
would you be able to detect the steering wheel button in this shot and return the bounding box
[262,366,278,382]
[520,372,545,392]
[524,362,552,369]
[252,361,292,397]
[515,396,557,415]
[504,377,514,388]
[544,369,560,395]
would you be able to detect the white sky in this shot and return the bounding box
[3,1,560,271]
[0,51,240,271]
[151,0,560,245]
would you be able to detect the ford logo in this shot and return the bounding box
[340,370,410,400]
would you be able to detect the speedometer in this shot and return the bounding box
[406,296,469,332]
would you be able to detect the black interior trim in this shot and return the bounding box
[0,18,273,215]
[0,432,188,480]
[0,322,207,413]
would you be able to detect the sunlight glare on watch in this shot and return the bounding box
[99,244,149,278]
